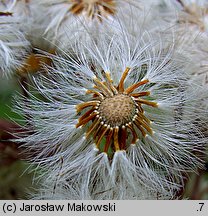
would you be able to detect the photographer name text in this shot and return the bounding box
[2,202,116,213]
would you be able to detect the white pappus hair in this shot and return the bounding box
[14,18,207,199]
[0,1,30,77]
[31,0,142,47]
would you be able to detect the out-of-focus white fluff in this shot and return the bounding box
[31,0,142,48]
[14,10,207,199]
[0,0,31,77]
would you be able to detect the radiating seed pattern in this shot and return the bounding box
[76,67,158,156]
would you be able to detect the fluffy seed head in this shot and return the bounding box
[76,66,156,155]
[69,0,116,20]
[14,17,207,199]
[0,12,29,77]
